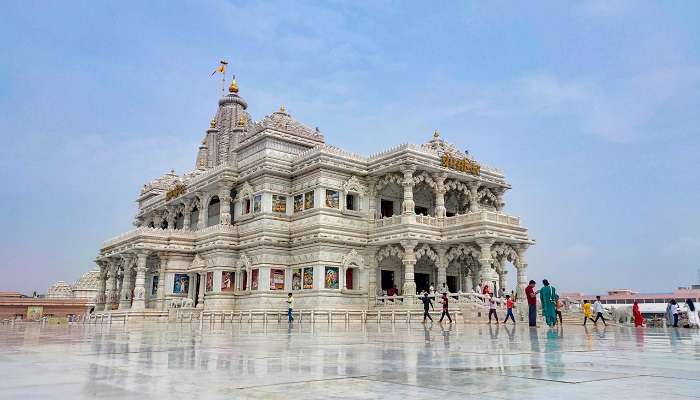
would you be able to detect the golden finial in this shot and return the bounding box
[210,119,216,128]
[229,78,239,93]
[237,115,246,127]
[279,104,286,113]
[433,129,440,138]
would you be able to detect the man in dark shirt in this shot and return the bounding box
[421,292,434,322]
[439,292,452,323]
[526,280,538,327]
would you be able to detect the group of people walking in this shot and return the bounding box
[284,282,700,330]
[664,299,700,328]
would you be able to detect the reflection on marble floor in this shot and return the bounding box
[1,322,700,399]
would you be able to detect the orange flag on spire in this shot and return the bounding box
[211,60,228,76]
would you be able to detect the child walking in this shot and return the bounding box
[502,295,515,324]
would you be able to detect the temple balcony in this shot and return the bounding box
[369,210,529,243]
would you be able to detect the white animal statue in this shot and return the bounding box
[181,298,194,308]
[169,298,182,308]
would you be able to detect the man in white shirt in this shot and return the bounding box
[670,299,680,327]
[593,295,607,326]
[440,283,448,295]
[487,294,499,324]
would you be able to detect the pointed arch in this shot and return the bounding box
[341,249,364,268]
[414,243,438,263]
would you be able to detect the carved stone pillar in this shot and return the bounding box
[495,189,505,212]
[477,239,495,292]
[118,255,134,310]
[189,273,197,301]
[182,200,192,230]
[435,245,448,289]
[401,165,416,215]
[464,269,472,292]
[165,207,176,229]
[153,211,164,229]
[498,261,507,294]
[433,173,447,218]
[366,247,378,303]
[104,261,119,310]
[131,252,149,311]
[197,273,205,308]
[157,253,168,310]
[94,261,107,311]
[367,177,378,221]
[197,193,208,230]
[515,244,529,301]
[219,188,232,225]
[468,181,480,213]
[400,240,418,296]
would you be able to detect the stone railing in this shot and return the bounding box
[374,211,520,230]
[374,215,403,228]
[102,226,204,248]
[415,214,439,226]
[375,292,508,308]
[444,211,520,227]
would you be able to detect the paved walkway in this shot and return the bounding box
[1,321,699,399]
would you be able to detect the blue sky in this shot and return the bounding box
[1,1,699,295]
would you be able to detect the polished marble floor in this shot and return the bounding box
[1,320,700,399]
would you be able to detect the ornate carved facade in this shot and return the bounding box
[92,78,534,313]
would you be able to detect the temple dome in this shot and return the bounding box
[46,281,73,298]
[73,269,99,291]
[244,106,324,145]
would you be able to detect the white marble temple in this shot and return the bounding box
[1,322,700,399]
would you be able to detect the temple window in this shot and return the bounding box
[174,212,184,229]
[325,189,339,208]
[190,207,199,229]
[244,198,251,214]
[293,194,303,213]
[160,219,168,229]
[380,200,394,218]
[253,194,262,213]
[272,194,287,213]
[304,190,314,209]
[207,196,220,226]
[346,193,358,211]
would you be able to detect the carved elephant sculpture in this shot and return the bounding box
[181,298,194,308]
[169,298,183,308]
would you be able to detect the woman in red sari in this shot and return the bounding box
[632,301,645,327]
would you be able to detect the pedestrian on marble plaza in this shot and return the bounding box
[429,282,435,295]
[477,282,483,294]
[287,293,294,322]
[482,282,491,297]
[632,301,645,327]
[439,292,453,323]
[498,286,506,299]
[487,294,499,324]
[421,292,434,322]
[665,301,674,327]
[510,290,517,302]
[539,279,557,327]
[502,294,516,324]
[686,299,700,328]
[526,280,538,327]
[593,296,607,326]
[555,295,564,326]
[582,300,595,326]
[440,282,448,295]
[670,299,680,327]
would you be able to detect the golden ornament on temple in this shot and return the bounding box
[229,79,239,93]
[237,115,246,126]
[433,129,440,138]
[210,119,216,128]
[279,104,286,113]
